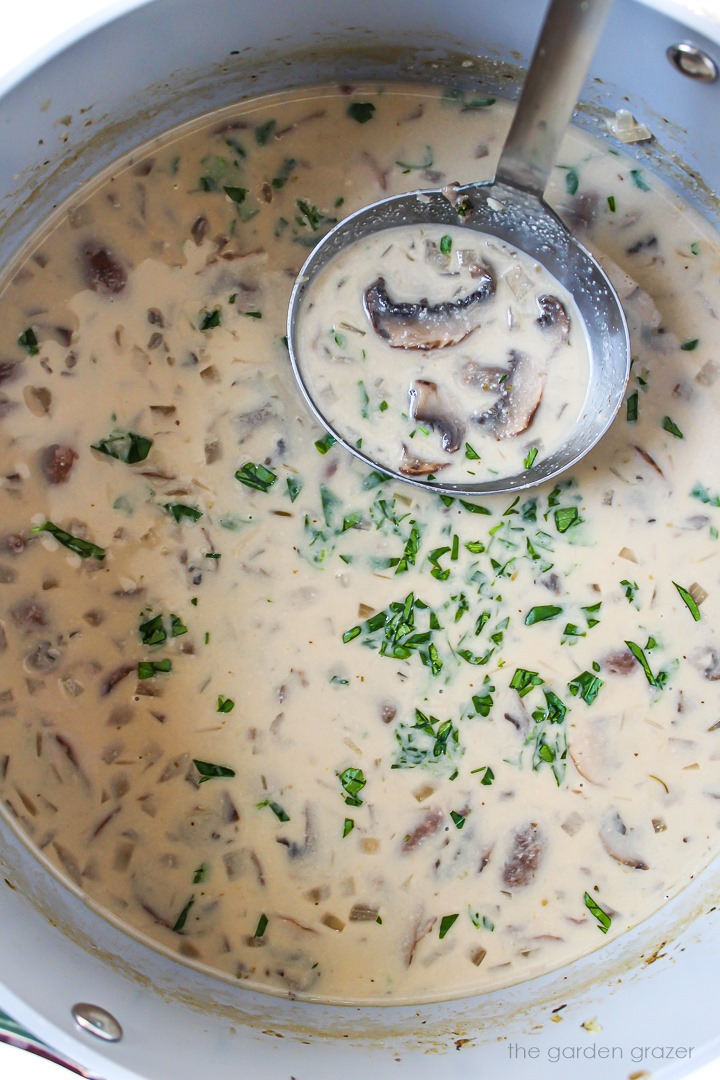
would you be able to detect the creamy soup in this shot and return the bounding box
[296,224,591,483]
[1,85,719,1005]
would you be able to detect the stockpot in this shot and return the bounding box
[1,1,719,1077]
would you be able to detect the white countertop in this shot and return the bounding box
[0,2,718,1078]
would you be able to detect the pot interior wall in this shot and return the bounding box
[1,1,720,1078]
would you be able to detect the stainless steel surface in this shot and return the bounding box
[71,1004,123,1044]
[666,40,718,80]
[287,0,630,497]
[495,0,614,194]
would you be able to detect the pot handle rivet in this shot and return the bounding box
[71,1003,123,1043]
[666,42,718,82]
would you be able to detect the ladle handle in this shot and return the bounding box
[495,0,614,197]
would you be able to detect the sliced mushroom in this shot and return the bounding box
[401,807,444,852]
[82,244,127,294]
[399,443,449,476]
[536,294,570,340]
[363,269,495,350]
[40,444,77,485]
[502,822,545,888]
[473,350,545,438]
[568,715,622,785]
[408,379,465,452]
[599,810,649,870]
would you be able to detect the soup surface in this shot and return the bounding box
[1,85,719,1004]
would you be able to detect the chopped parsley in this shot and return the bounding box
[554,506,580,533]
[347,102,376,124]
[31,521,106,561]
[223,185,247,204]
[199,307,222,330]
[584,891,612,934]
[567,670,603,705]
[338,767,366,807]
[524,605,562,625]
[254,913,269,938]
[163,503,203,523]
[626,391,638,423]
[673,581,701,621]
[439,234,453,256]
[92,429,153,464]
[18,327,39,355]
[523,447,538,469]
[254,119,276,145]
[235,462,277,492]
[286,476,303,502]
[662,416,683,438]
[510,668,543,698]
[343,818,355,838]
[624,639,668,689]
[630,168,651,191]
[680,338,699,351]
[607,195,616,212]
[439,913,459,939]
[256,799,289,821]
[172,896,195,933]
[450,810,466,829]
[137,659,172,679]
[138,613,166,647]
[314,433,336,455]
[564,167,579,195]
[193,759,235,783]
[217,695,235,713]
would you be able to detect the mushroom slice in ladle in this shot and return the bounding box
[408,379,465,453]
[363,268,495,350]
[399,444,450,476]
[536,294,571,340]
[473,349,546,439]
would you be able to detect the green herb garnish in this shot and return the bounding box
[138,658,172,679]
[193,759,235,783]
[217,695,235,713]
[163,503,203,523]
[584,892,612,934]
[567,670,603,704]
[172,896,195,932]
[339,767,366,807]
[92,430,153,464]
[32,521,106,560]
[314,433,336,455]
[347,102,375,124]
[439,913,459,939]
[18,327,39,355]
[199,308,222,330]
[662,416,683,438]
[343,818,355,838]
[625,640,667,689]
[235,462,277,492]
[525,605,562,626]
[672,581,701,622]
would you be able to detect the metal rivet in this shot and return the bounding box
[667,42,718,82]
[71,1003,123,1043]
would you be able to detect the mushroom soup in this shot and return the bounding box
[296,224,591,482]
[0,84,719,1004]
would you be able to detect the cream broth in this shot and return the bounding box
[297,224,590,482]
[0,86,720,1004]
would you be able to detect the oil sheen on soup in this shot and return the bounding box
[0,85,719,1004]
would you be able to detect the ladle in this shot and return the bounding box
[287,0,630,496]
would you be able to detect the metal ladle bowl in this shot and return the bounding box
[287,0,631,497]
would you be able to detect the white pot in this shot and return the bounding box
[1,2,720,1077]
